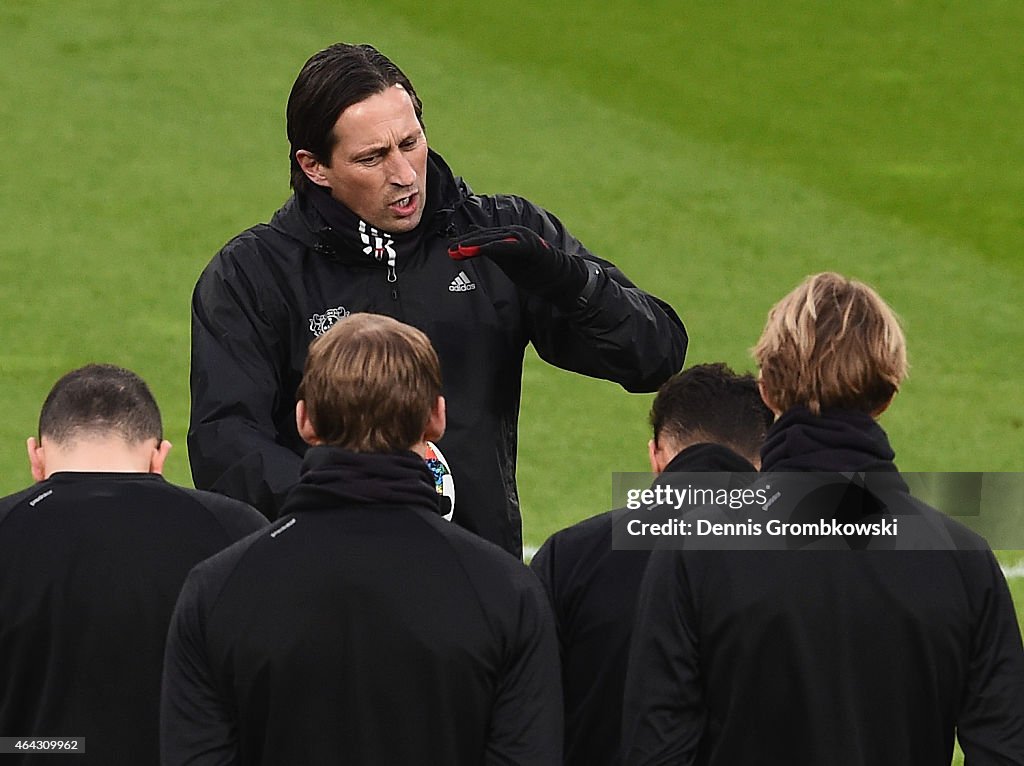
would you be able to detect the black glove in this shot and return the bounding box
[448,225,595,304]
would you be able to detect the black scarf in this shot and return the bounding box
[760,407,898,473]
[305,151,449,271]
[282,446,441,516]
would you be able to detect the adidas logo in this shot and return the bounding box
[448,271,477,292]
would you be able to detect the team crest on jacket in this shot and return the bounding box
[309,306,350,337]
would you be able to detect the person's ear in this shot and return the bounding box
[296,400,322,446]
[295,150,331,189]
[648,437,673,474]
[647,438,661,474]
[424,396,446,442]
[27,437,46,482]
[149,440,173,475]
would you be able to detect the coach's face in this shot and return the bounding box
[297,84,428,234]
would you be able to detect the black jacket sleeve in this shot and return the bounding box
[486,570,564,765]
[621,548,705,765]
[504,197,687,393]
[528,535,557,600]
[188,241,302,519]
[160,564,237,766]
[955,550,1024,764]
[528,535,568,659]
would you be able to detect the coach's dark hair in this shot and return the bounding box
[650,363,773,463]
[287,43,424,195]
[38,364,163,446]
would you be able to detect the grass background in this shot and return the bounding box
[3,0,1022,529]
[2,2,1021,761]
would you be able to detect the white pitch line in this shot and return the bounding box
[1002,562,1024,579]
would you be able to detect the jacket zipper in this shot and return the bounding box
[387,255,398,300]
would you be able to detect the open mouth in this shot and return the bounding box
[390,192,418,214]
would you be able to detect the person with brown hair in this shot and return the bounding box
[163,313,562,765]
[622,273,1024,765]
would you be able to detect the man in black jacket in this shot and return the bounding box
[0,365,266,765]
[530,363,772,766]
[622,273,1024,765]
[188,42,688,556]
[163,313,562,765]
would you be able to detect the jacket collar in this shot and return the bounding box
[281,446,442,517]
[661,442,758,475]
[760,406,899,473]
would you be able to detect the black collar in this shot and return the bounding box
[281,446,441,517]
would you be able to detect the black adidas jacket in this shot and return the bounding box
[188,149,687,556]
[0,472,267,765]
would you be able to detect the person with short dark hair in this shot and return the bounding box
[530,363,772,766]
[188,42,688,557]
[163,313,563,765]
[622,273,1024,765]
[0,364,266,765]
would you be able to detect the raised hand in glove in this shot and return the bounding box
[448,225,598,305]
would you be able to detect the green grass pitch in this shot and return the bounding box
[6,0,1023,533]
[2,2,1021,761]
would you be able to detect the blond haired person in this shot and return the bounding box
[622,273,1024,766]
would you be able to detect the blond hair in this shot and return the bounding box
[753,272,907,416]
[297,313,442,451]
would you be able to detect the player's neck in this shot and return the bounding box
[38,439,159,479]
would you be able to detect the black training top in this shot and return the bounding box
[0,472,267,765]
[622,409,1024,765]
[530,443,757,766]
[161,446,563,765]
